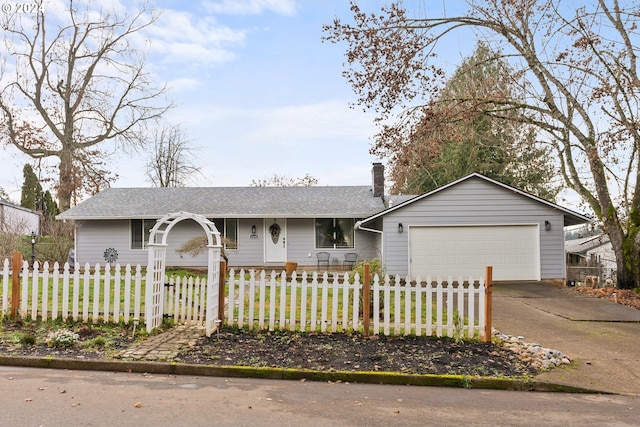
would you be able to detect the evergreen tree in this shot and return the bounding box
[20,164,42,210]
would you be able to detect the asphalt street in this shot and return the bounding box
[1,366,638,427]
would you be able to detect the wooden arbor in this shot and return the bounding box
[146,211,221,336]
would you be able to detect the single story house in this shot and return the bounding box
[57,165,590,282]
[0,199,41,236]
[565,234,616,284]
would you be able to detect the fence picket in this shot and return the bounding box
[446,276,454,337]
[94,264,103,323]
[342,273,349,331]
[415,276,423,336]
[373,273,379,334]
[259,271,266,330]
[468,277,475,338]
[113,265,121,322]
[227,269,236,325]
[352,273,360,331]
[404,276,411,336]
[392,274,400,335]
[310,272,318,331]
[52,262,60,319]
[436,278,443,336]
[134,264,142,321]
[1,259,8,315]
[103,264,111,322]
[279,271,286,329]
[41,262,50,320]
[124,264,132,323]
[300,272,308,332]
[249,270,256,329]
[331,274,339,332]
[30,261,40,319]
[71,266,79,321]
[320,272,329,333]
[290,272,298,332]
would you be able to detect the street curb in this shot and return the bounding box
[0,355,607,394]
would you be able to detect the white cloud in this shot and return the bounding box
[203,0,298,16]
[145,10,245,66]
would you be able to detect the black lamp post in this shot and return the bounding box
[30,231,36,268]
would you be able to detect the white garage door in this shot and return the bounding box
[409,225,540,281]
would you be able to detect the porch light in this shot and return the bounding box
[251,225,256,234]
[545,220,551,231]
[398,223,403,233]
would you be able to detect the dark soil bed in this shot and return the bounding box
[0,319,536,378]
[175,328,537,378]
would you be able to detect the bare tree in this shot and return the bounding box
[146,124,201,187]
[251,173,318,187]
[325,1,640,289]
[0,0,170,211]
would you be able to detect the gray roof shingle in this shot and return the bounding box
[57,186,387,220]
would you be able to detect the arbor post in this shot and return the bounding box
[483,266,493,343]
[218,260,227,326]
[11,251,22,319]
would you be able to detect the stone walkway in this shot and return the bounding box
[117,324,205,361]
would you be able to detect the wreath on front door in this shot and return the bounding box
[269,222,281,244]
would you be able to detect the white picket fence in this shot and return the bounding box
[0,260,206,326]
[226,269,486,338]
[1,259,488,339]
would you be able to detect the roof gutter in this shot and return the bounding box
[354,220,382,235]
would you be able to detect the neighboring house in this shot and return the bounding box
[565,234,616,282]
[0,199,41,236]
[57,166,590,282]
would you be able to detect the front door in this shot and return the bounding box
[265,218,287,263]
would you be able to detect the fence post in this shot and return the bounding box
[483,266,493,343]
[11,251,22,319]
[363,263,370,337]
[218,260,227,325]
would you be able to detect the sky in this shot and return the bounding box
[0,0,473,203]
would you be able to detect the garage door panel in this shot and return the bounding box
[409,225,540,281]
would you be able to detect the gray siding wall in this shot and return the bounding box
[382,178,566,279]
[75,217,379,269]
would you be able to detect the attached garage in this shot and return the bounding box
[356,173,592,283]
[409,224,540,281]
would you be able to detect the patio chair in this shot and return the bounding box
[343,252,358,270]
[316,252,330,269]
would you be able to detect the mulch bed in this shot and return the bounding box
[175,328,537,378]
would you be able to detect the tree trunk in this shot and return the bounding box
[58,150,73,212]
[610,227,639,290]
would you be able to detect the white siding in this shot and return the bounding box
[0,203,41,235]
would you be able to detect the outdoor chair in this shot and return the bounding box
[316,252,330,268]
[343,252,358,270]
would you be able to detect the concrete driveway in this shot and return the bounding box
[492,282,640,395]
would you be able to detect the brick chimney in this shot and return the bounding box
[371,163,385,197]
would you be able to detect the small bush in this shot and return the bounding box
[46,328,79,347]
[352,258,385,280]
[81,336,108,350]
[20,333,37,345]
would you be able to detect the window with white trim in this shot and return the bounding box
[315,218,355,249]
[211,218,238,249]
[131,219,156,249]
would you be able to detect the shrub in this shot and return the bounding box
[351,258,385,280]
[46,328,79,347]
